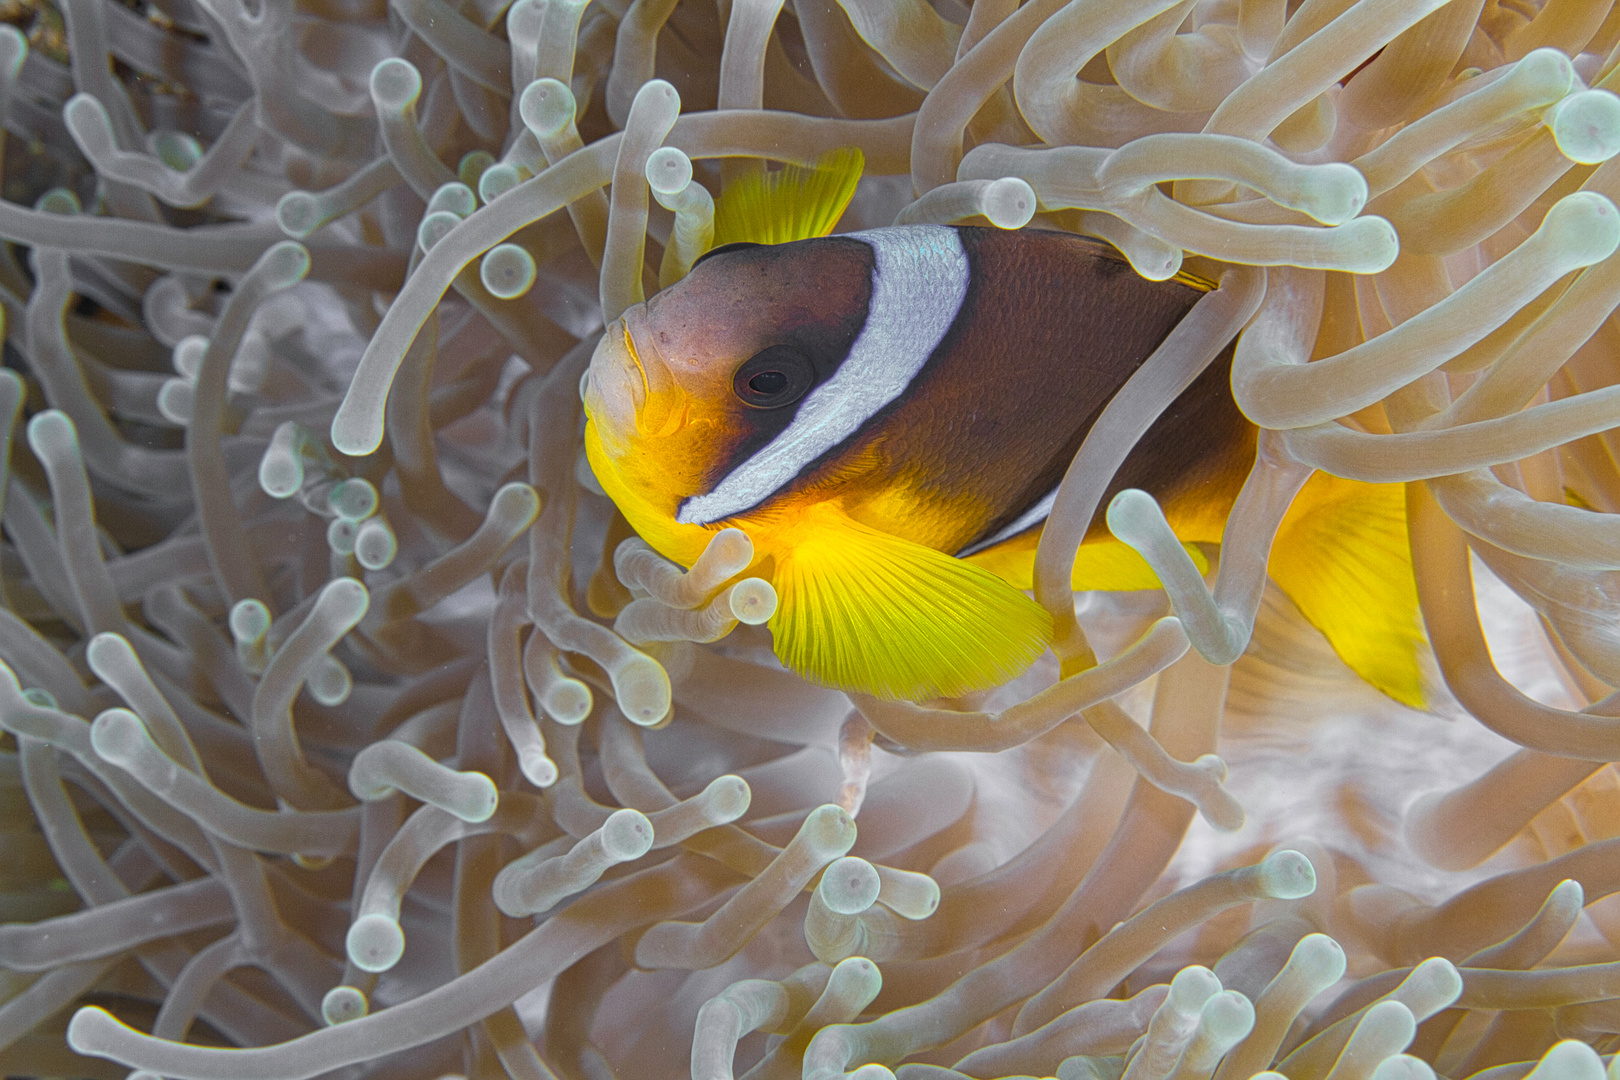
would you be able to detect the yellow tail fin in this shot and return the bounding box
[1267,473,1428,708]
[710,147,864,250]
[767,504,1052,701]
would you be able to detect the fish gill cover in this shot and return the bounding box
[0,1,1616,1079]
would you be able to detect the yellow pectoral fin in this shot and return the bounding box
[767,508,1053,701]
[1268,472,1428,709]
[710,147,864,250]
[966,530,1209,592]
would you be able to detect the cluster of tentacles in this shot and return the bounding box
[1,0,1620,1079]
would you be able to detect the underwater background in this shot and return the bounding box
[0,0,1619,1078]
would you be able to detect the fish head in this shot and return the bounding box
[583,237,874,565]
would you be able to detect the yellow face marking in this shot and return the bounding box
[585,415,716,567]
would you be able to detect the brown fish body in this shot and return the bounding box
[797,226,1256,554]
[584,224,1260,699]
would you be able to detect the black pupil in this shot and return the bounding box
[748,370,789,396]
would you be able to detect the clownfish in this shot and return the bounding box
[583,156,1427,705]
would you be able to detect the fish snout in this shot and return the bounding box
[583,319,644,443]
[619,306,686,437]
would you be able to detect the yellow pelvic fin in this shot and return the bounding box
[967,530,1210,592]
[1268,472,1428,709]
[710,147,864,250]
[766,504,1053,701]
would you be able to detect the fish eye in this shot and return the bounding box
[733,345,813,409]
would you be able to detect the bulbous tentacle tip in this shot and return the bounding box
[602,807,655,860]
[321,985,369,1026]
[346,913,406,973]
[613,653,673,725]
[65,1006,120,1055]
[1549,89,1620,165]
[370,57,423,109]
[1258,849,1317,900]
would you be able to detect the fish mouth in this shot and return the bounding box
[583,306,683,446]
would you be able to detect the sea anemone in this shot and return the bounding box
[0,1,1618,1079]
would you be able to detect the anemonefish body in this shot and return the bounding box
[584,223,1425,705]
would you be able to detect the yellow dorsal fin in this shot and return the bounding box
[710,147,864,250]
[1267,472,1429,709]
[766,504,1052,701]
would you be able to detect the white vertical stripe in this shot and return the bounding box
[678,226,970,525]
